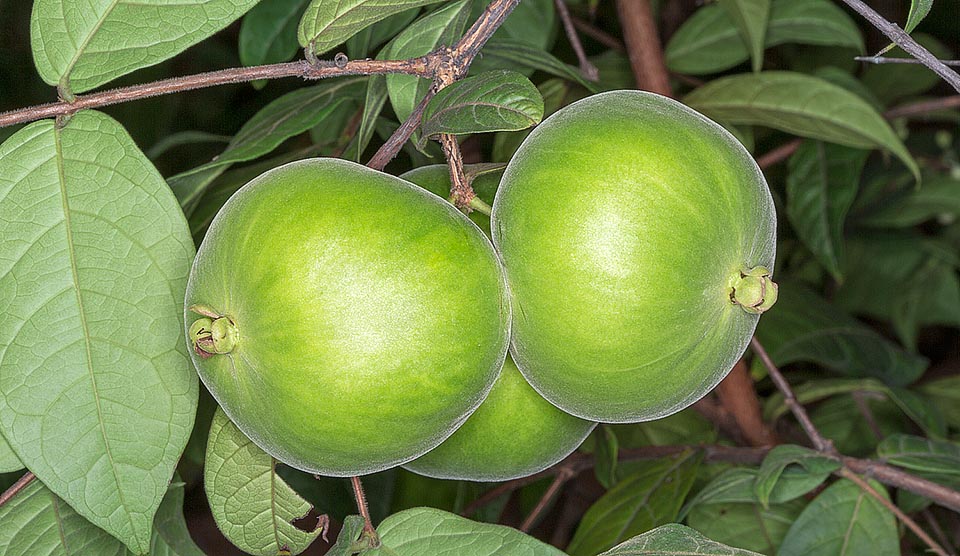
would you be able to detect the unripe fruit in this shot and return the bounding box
[491,90,777,423]
[404,355,595,481]
[185,159,511,476]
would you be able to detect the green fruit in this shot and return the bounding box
[185,159,511,476]
[404,355,595,481]
[400,163,504,234]
[491,90,777,423]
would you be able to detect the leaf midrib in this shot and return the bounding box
[60,0,124,90]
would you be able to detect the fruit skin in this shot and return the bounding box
[400,163,503,235]
[185,158,511,476]
[491,90,776,423]
[404,355,595,481]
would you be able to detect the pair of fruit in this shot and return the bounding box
[185,91,777,480]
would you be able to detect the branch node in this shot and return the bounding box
[334,52,349,68]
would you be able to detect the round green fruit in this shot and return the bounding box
[185,158,511,476]
[400,163,503,235]
[491,90,777,423]
[404,355,595,481]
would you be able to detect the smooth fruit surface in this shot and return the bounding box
[400,163,503,235]
[185,159,511,476]
[491,90,777,423]
[404,355,595,481]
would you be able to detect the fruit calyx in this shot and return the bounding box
[188,305,238,358]
[729,266,779,315]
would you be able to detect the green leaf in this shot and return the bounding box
[857,175,960,228]
[666,0,863,76]
[298,0,446,55]
[366,507,566,556]
[686,500,804,555]
[754,445,840,507]
[754,281,927,386]
[326,515,366,556]
[0,479,130,555]
[919,375,960,431]
[566,451,701,556]
[383,0,473,124]
[469,0,556,51]
[594,425,620,490]
[684,71,919,181]
[356,74,389,162]
[150,479,206,556]
[345,8,421,59]
[0,433,22,473]
[472,39,600,93]
[240,0,311,67]
[146,131,232,161]
[598,523,764,555]
[205,408,325,556]
[904,0,934,33]
[0,111,197,554]
[679,468,759,518]
[420,70,543,141]
[30,0,260,94]
[877,434,960,476]
[170,77,366,213]
[718,0,770,72]
[778,479,899,556]
[786,141,869,281]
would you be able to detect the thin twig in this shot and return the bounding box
[440,134,474,210]
[756,138,802,170]
[349,476,378,542]
[520,467,576,532]
[554,0,599,81]
[839,469,949,556]
[367,91,437,171]
[839,0,960,93]
[922,508,957,556]
[750,338,836,454]
[843,457,960,513]
[886,95,960,119]
[856,56,960,67]
[615,0,672,96]
[571,16,625,52]
[0,472,35,507]
[0,58,432,129]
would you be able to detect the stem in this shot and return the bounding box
[555,0,599,81]
[886,95,960,119]
[756,138,802,170]
[571,16,625,52]
[714,359,778,446]
[350,476,378,543]
[0,472,35,507]
[839,0,960,93]
[839,469,949,556]
[0,58,432,129]
[440,134,473,211]
[615,0,672,96]
[519,467,575,532]
[856,56,960,67]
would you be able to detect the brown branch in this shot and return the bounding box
[615,0,672,96]
[843,457,960,513]
[856,56,960,67]
[922,508,958,556]
[349,476,379,544]
[757,138,802,170]
[714,359,778,447]
[440,134,475,210]
[555,0,599,81]
[0,58,432,129]
[0,472,35,508]
[571,16,625,52]
[839,469,949,556]
[886,95,960,119]
[839,0,960,93]
[519,467,576,533]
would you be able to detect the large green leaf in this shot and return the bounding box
[0,479,131,555]
[469,0,556,51]
[754,281,927,386]
[170,77,366,214]
[382,0,473,124]
[471,39,599,93]
[686,499,804,554]
[856,176,960,228]
[666,0,862,75]
[684,71,918,180]
[205,408,324,556]
[598,523,764,555]
[30,0,260,94]
[365,507,566,556]
[420,70,543,140]
[298,0,445,55]
[240,0,311,67]
[778,479,899,556]
[718,0,770,72]
[0,434,22,473]
[786,141,869,281]
[877,434,960,476]
[0,111,197,554]
[345,8,421,59]
[566,451,701,556]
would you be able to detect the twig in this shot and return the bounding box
[756,138,802,170]
[519,467,576,532]
[839,0,960,93]
[886,95,960,119]
[554,0,599,81]
[856,56,960,67]
[750,338,836,454]
[0,472,35,507]
[349,476,378,543]
[922,508,957,556]
[615,0,672,96]
[440,134,474,210]
[842,457,960,513]
[571,16,625,52]
[367,0,522,169]
[839,469,949,556]
[714,359,778,446]
[0,58,432,129]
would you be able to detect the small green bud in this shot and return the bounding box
[730,266,778,315]
[209,317,239,354]
[189,317,215,358]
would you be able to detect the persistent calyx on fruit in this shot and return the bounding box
[491,89,778,423]
[185,158,510,477]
